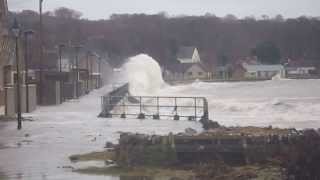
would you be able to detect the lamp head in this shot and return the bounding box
[24,30,35,38]
[11,18,20,38]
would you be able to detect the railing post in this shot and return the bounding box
[174,97,177,115]
[157,97,159,115]
[153,97,160,120]
[194,98,197,120]
[121,96,126,118]
[140,96,142,114]
[174,97,179,120]
[138,96,145,119]
[201,98,209,122]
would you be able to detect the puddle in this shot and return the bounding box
[72,160,107,169]
[120,176,184,180]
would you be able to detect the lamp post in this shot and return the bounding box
[39,0,44,104]
[24,30,34,113]
[12,18,22,130]
[86,51,92,93]
[58,44,66,103]
[73,45,82,98]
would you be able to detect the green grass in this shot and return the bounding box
[69,151,115,162]
[74,166,194,178]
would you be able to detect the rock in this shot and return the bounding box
[105,160,114,165]
[185,128,197,136]
[200,119,220,130]
[62,166,74,170]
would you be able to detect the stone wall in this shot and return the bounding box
[116,133,177,167]
[116,129,301,167]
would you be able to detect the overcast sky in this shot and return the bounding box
[8,0,320,20]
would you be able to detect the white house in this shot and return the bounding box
[242,63,285,79]
[163,63,210,81]
[177,46,201,64]
[163,46,212,81]
[286,66,316,76]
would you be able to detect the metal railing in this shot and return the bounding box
[100,94,209,121]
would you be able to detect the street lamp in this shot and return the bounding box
[12,18,22,130]
[24,30,34,113]
[73,45,83,98]
[39,0,44,104]
[58,44,66,103]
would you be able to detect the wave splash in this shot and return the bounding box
[124,54,166,96]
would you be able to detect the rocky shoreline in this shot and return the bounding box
[70,122,320,180]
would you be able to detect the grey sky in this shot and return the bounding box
[8,0,320,20]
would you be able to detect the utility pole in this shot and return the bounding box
[12,18,22,130]
[39,0,44,104]
[24,30,34,113]
[58,44,65,103]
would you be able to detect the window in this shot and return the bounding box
[188,72,193,76]
[198,72,203,76]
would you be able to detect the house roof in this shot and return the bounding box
[286,60,317,68]
[177,46,196,60]
[242,63,283,72]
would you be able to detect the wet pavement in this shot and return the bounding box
[0,86,202,180]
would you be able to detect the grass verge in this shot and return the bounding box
[74,166,194,178]
[69,150,115,162]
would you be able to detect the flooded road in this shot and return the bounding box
[0,86,202,180]
[1,79,319,179]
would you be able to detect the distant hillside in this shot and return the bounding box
[9,8,320,68]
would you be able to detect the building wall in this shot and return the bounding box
[184,64,209,80]
[5,85,37,116]
[231,65,246,80]
[0,0,9,106]
[245,70,279,79]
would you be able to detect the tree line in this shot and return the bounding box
[9,7,320,68]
